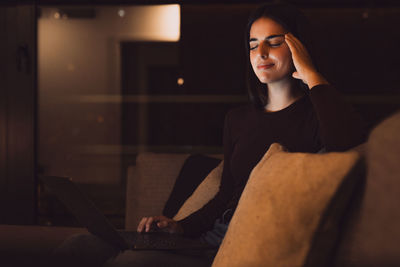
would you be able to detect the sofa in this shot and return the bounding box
[125,110,400,267]
[0,110,399,267]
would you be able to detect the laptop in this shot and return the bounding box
[39,175,216,252]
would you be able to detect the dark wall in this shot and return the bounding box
[308,8,400,94]
[181,4,252,95]
[180,5,400,130]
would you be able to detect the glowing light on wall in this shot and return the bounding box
[45,5,180,42]
[149,4,180,41]
[128,4,181,41]
[177,77,184,86]
[118,9,125,18]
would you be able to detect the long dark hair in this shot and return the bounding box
[245,2,312,109]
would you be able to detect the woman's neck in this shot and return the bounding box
[264,78,304,112]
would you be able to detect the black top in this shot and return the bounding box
[179,84,367,237]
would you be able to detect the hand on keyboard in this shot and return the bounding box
[137,215,184,234]
[148,221,164,233]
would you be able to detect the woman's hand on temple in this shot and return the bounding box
[285,32,329,89]
[137,215,183,234]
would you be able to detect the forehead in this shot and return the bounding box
[249,17,286,38]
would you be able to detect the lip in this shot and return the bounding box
[257,63,274,70]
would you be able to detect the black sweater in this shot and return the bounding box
[179,84,367,237]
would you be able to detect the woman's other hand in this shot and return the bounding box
[137,215,184,234]
[285,32,329,89]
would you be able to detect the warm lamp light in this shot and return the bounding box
[155,4,180,41]
[137,4,180,41]
[177,77,184,86]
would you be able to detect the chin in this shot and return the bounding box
[257,73,291,85]
[257,76,273,84]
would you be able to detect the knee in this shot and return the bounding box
[52,233,119,267]
[55,233,98,254]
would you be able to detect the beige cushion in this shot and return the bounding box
[125,153,190,230]
[212,143,361,267]
[173,161,224,221]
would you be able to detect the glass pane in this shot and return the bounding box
[38,4,182,183]
[37,5,184,227]
[37,4,249,227]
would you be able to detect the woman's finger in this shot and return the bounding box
[285,33,303,53]
[137,217,148,232]
[284,34,296,51]
[286,33,301,46]
[292,71,300,80]
[285,33,310,60]
[286,32,317,79]
[285,35,307,64]
[285,36,303,67]
[157,220,169,228]
[285,35,299,57]
[153,215,168,228]
[286,33,306,52]
[145,217,154,232]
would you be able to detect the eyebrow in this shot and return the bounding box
[249,34,285,42]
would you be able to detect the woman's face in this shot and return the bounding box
[249,17,293,84]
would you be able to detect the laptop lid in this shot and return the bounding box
[39,175,129,251]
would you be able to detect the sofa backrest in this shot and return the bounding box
[125,153,190,231]
[125,152,223,230]
[334,111,400,266]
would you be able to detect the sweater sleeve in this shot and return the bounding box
[178,112,235,237]
[309,84,368,151]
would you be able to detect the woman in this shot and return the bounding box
[137,2,366,242]
[55,3,366,266]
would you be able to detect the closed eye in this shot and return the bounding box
[249,34,285,50]
[249,41,283,50]
[269,42,283,47]
[249,44,258,50]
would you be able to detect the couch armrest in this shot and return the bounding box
[125,153,190,230]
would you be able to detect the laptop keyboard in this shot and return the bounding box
[136,233,178,249]
[123,232,180,249]
[120,231,214,250]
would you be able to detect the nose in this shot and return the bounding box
[258,41,269,59]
